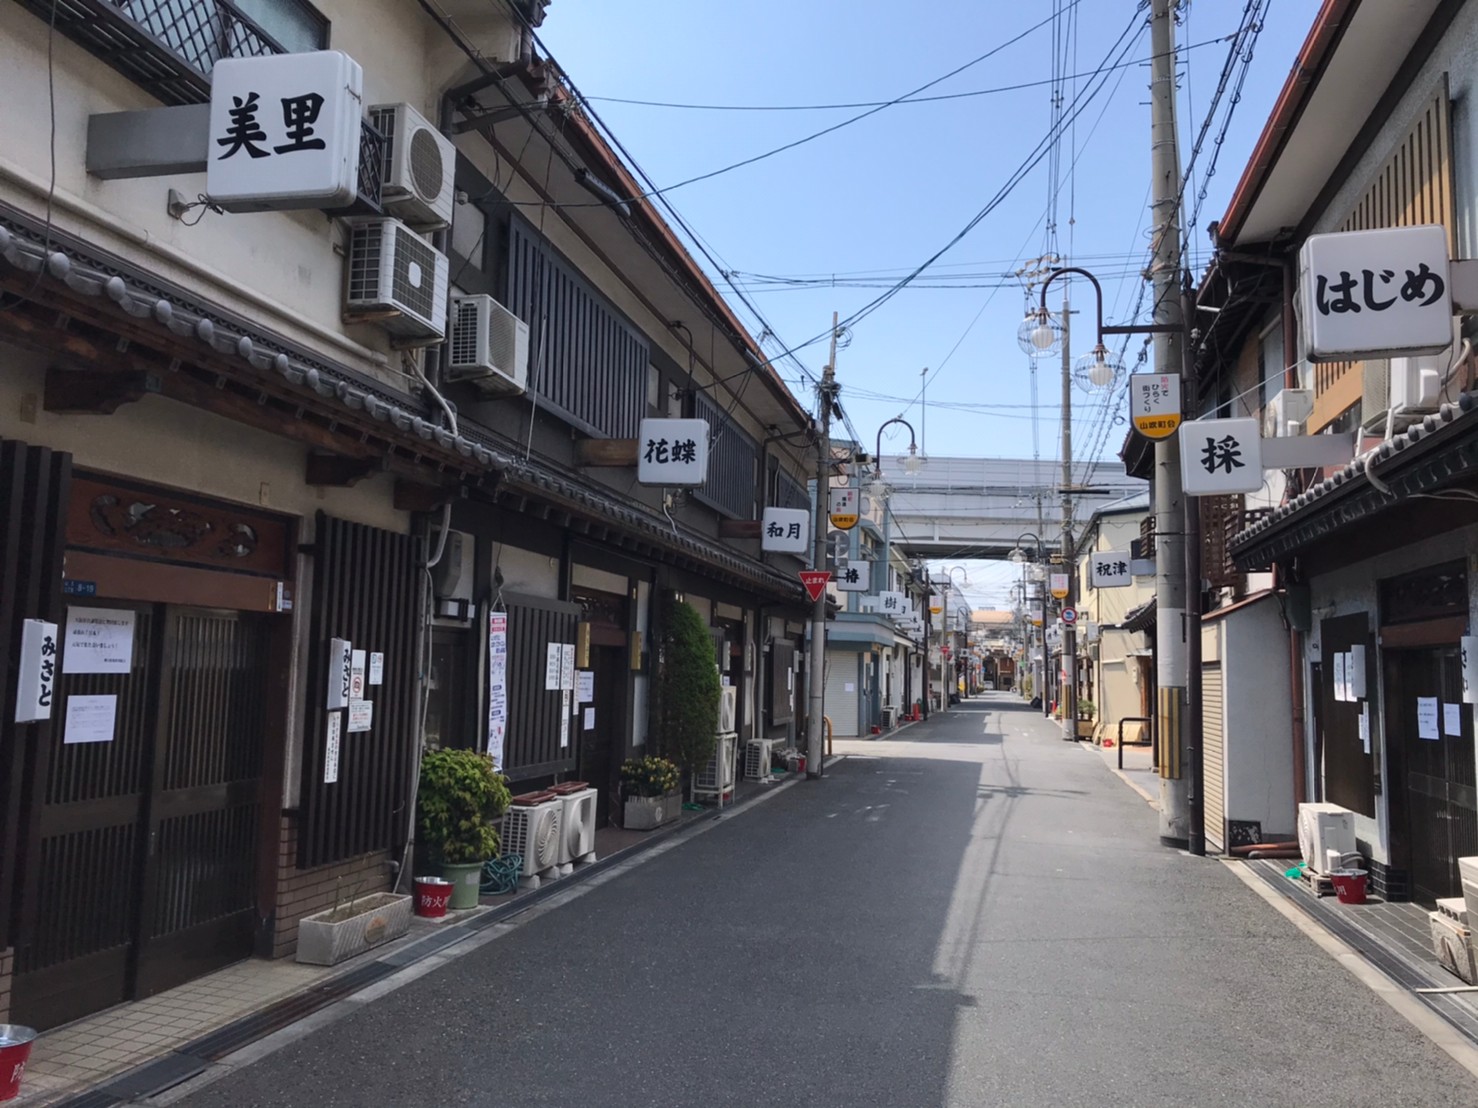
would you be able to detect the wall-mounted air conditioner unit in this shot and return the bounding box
[1360,358,1391,432]
[344,218,448,341]
[717,686,738,734]
[1262,388,1314,438]
[1389,353,1445,412]
[1297,802,1356,873]
[368,103,456,230]
[446,294,529,394]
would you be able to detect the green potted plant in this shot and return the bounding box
[621,755,682,830]
[415,748,511,910]
[1076,698,1097,740]
[651,596,721,796]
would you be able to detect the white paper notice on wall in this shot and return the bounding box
[350,650,366,699]
[327,637,352,710]
[561,644,576,692]
[1444,702,1462,737]
[324,711,341,784]
[576,670,594,704]
[62,608,135,674]
[583,707,595,731]
[1417,696,1440,740]
[368,652,384,686]
[844,682,856,693]
[545,643,562,691]
[347,699,373,733]
[487,613,508,770]
[560,690,572,748]
[1349,644,1367,700]
[64,693,117,744]
[1359,703,1371,753]
[1333,652,1348,702]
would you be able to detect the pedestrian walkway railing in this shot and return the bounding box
[1117,716,1154,771]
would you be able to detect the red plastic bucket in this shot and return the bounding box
[0,1025,37,1103]
[413,876,453,918]
[1330,869,1368,905]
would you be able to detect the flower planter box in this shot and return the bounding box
[295,892,412,966]
[1076,720,1096,739]
[624,791,682,831]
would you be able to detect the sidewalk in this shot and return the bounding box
[11,768,800,1108]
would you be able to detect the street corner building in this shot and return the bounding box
[1116,0,1478,901]
[0,0,817,1030]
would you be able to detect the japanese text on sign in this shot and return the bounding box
[1129,374,1181,440]
[487,613,508,769]
[15,619,59,723]
[636,418,710,486]
[1178,417,1264,496]
[1089,552,1132,589]
[761,508,810,554]
[835,560,870,592]
[62,607,136,675]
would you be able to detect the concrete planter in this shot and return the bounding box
[624,791,682,831]
[295,892,412,966]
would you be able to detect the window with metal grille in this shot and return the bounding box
[15,0,328,106]
[505,217,647,440]
[771,464,811,512]
[693,391,760,520]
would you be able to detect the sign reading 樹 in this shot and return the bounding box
[1299,225,1452,361]
[1129,374,1182,439]
[1089,552,1132,589]
[829,487,860,530]
[799,571,831,602]
[207,51,363,212]
[835,559,871,592]
[636,418,709,486]
[761,508,810,554]
[1178,417,1264,496]
[877,591,907,617]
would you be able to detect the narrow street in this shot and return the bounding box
[164,695,1474,1108]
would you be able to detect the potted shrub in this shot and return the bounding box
[621,755,682,830]
[415,748,511,910]
[651,596,721,795]
[1076,699,1097,740]
[296,879,412,966]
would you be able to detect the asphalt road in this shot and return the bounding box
[169,694,1477,1107]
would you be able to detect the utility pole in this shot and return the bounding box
[1059,290,1078,742]
[806,312,839,781]
[1150,0,1190,845]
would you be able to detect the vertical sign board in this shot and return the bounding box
[14,619,59,723]
[1129,374,1182,440]
[326,637,352,709]
[487,612,508,769]
[324,712,342,784]
[1177,417,1264,496]
[1462,635,1478,705]
[207,51,363,211]
[1299,225,1453,361]
[637,418,710,486]
[544,643,562,691]
[761,508,810,554]
[829,487,860,530]
[1049,573,1070,600]
[350,650,366,699]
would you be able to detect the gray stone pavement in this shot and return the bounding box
[167,694,1476,1107]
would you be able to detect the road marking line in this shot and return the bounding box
[1224,859,1478,1079]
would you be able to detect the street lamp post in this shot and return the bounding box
[1010,532,1048,715]
[941,565,969,703]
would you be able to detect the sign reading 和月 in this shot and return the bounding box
[1129,374,1181,439]
[1299,225,1453,361]
[207,51,363,212]
[761,508,810,554]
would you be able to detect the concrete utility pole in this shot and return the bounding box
[1150,0,1190,845]
[1059,291,1078,742]
[806,312,840,780]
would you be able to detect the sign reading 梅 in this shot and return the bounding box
[1089,551,1132,589]
[637,418,709,486]
[1299,225,1452,361]
[1129,374,1181,440]
[761,508,810,554]
[207,51,363,212]
[1178,417,1264,496]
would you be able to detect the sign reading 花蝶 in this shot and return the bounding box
[1090,552,1132,589]
[637,418,709,486]
[829,487,859,530]
[207,51,363,212]
[835,560,870,592]
[1178,417,1264,496]
[1299,225,1453,361]
[761,508,810,554]
[1129,374,1181,439]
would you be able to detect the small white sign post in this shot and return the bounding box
[1089,551,1133,589]
[1129,374,1182,440]
[1178,417,1265,496]
[14,619,59,723]
[835,560,871,592]
[207,50,363,212]
[1299,225,1453,360]
[636,418,710,486]
[761,508,810,554]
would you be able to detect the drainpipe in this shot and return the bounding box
[1280,262,1307,809]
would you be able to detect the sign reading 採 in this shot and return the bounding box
[1178,417,1264,496]
[1299,225,1452,361]
[207,51,363,212]
[761,508,810,554]
[636,418,709,486]
[1089,551,1132,589]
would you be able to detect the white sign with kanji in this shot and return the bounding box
[207,51,363,212]
[637,418,710,486]
[1299,225,1453,361]
[761,508,810,554]
[835,560,871,592]
[878,590,907,616]
[1179,417,1264,495]
[1129,374,1182,439]
[1090,551,1133,589]
[1049,573,1069,600]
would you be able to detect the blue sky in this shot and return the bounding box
[540,1,1316,606]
